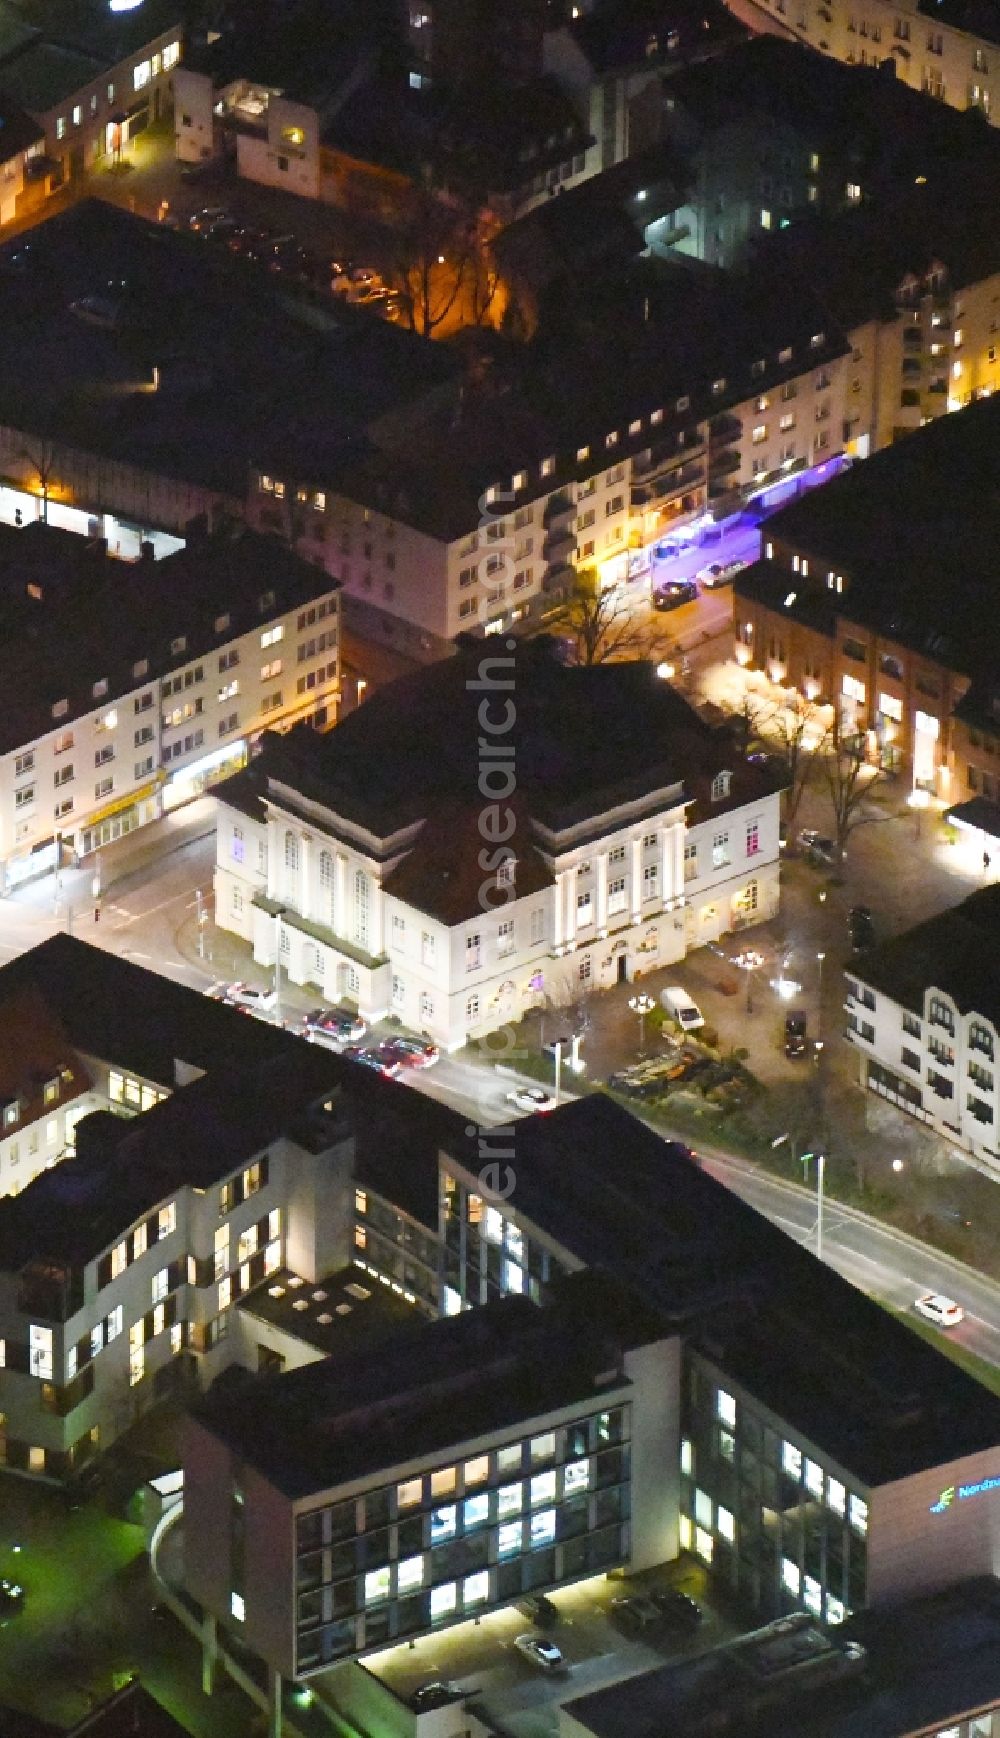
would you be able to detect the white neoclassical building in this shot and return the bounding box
[214,643,782,1049]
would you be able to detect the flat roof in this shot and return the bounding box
[848,883,1000,1027]
[0,200,455,499]
[238,1264,418,1359]
[447,1095,1000,1485]
[564,1577,1000,1738]
[192,1293,633,1499]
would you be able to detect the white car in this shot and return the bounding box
[660,986,705,1032]
[506,1086,558,1114]
[213,981,276,1014]
[914,1292,964,1329]
[696,560,747,588]
[513,1634,565,1673]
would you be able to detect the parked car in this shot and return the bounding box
[513,1633,566,1673]
[660,986,705,1032]
[696,560,747,588]
[382,1036,440,1069]
[217,981,276,1013]
[651,1588,703,1627]
[188,206,229,232]
[516,1593,559,1629]
[652,538,683,561]
[797,828,837,867]
[653,579,698,611]
[301,1008,367,1047]
[848,904,876,950]
[506,1085,558,1114]
[411,1681,462,1711]
[610,1594,661,1631]
[914,1292,964,1328]
[343,1045,402,1078]
[784,1011,808,1060]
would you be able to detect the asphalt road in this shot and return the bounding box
[7,802,1000,1372]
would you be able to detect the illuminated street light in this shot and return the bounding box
[734,949,764,1014]
[629,992,656,1054]
[891,1158,905,1173]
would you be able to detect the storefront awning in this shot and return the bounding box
[84,780,160,831]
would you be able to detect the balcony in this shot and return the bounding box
[654,460,706,499]
[708,447,741,477]
[709,412,742,443]
[543,525,576,561]
[543,491,574,526]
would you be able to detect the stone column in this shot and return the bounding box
[553,871,565,949]
[299,833,312,919]
[335,852,348,933]
[565,865,578,944]
[597,855,609,934]
[631,837,643,922]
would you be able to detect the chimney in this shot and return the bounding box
[139,539,155,562]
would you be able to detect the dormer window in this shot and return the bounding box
[169,636,186,656]
[576,445,590,462]
[540,456,555,479]
[52,699,68,719]
[93,678,108,699]
[605,431,619,449]
[214,614,230,634]
[513,470,528,491]
[711,378,726,395]
[778,346,793,364]
[3,1101,18,1129]
[43,1078,59,1105]
[497,857,516,886]
[133,659,148,680]
[711,770,732,802]
[676,395,690,412]
[810,332,825,349]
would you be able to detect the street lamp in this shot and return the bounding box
[734,948,764,1014]
[544,1032,585,1104]
[273,906,287,1027]
[195,887,209,960]
[800,1149,826,1260]
[816,949,826,1008]
[629,992,656,1055]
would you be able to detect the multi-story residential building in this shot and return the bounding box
[178,1088,1000,1732]
[738,0,1000,128]
[214,640,783,1046]
[0,0,181,205]
[842,885,1000,1169]
[734,393,1000,796]
[250,264,848,646]
[0,519,340,890]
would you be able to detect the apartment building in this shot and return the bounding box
[0,0,181,202]
[249,265,848,647]
[0,520,340,891]
[734,393,999,795]
[739,0,1000,124]
[842,885,1000,1170]
[178,1089,1000,1737]
[214,640,782,1047]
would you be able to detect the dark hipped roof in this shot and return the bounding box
[848,884,1000,1026]
[444,1095,1000,1485]
[0,519,339,753]
[382,797,553,926]
[191,1293,633,1497]
[218,637,780,850]
[566,0,743,75]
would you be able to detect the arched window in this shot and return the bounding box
[353,870,370,949]
[318,850,335,924]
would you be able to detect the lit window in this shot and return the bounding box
[497,1482,522,1517]
[530,1470,557,1506]
[849,1494,868,1535]
[498,1520,522,1557]
[218,1277,232,1311]
[134,60,151,90]
[530,1509,556,1547]
[364,1567,390,1605]
[782,1440,802,1479]
[695,1526,713,1563]
[397,1477,422,1508]
[680,1438,693,1477]
[430,1582,457,1620]
[531,1432,556,1463]
[694,1488,712,1529]
[464,1493,490,1528]
[717,1504,735,1542]
[827,1476,846,1516]
[110,1240,128,1280]
[431,1466,456,1497]
[563,1458,590,1493]
[804,1458,824,1498]
[716,1388,736,1427]
[465,1455,489,1486]
[431,1505,456,1541]
[397,1555,423,1591]
[29,1324,53,1379]
[464,1570,489,1605]
[152,1268,168,1305]
[158,1201,176,1238]
[782,1557,801,1595]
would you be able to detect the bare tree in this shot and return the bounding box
[759,692,832,832]
[391,186,473,338]
[19,436,59,523]
[821,707,886,865]
[549,574,677,666]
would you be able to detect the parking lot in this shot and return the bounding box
[365,1560,737,1735]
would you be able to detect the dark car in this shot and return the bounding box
[653,580,698,611]
[517,1593,559,1629]
[848,905,876,950]
[651,1588,702,1627]
[797,828,837,868]
[784,1011,808,1059]
[610,1594,661,1631]
[411,1681,462,1711]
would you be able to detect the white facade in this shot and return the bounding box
[740,0,1000,124]
[216,772,781,1049]
[845,970,1000,1169]
[0,581,340,890]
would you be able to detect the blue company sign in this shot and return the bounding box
[930,1477,1000,1514]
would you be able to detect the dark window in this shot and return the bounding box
[842,637,866,662]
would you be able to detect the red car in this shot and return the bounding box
[380,1037,440,1069]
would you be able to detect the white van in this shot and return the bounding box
[660,986,705,1031]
